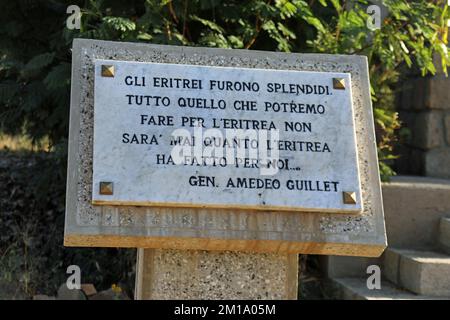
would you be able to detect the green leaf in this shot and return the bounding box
[190,15,225,34]
[102,17,136,32]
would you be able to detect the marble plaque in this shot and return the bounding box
[64,39,386,256]
[92,59,362,213]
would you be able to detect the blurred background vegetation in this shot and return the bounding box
[0,0,449,298]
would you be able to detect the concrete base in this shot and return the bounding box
[135,249,298,300]
[330,278,448,300]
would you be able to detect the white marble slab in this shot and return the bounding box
[92,59,362,213]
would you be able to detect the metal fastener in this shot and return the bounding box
[343,191,357,204]
[101,65,115,77]
[99,181,114,195]
[333,78,346,90]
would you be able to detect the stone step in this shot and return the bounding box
[330,278,447,300]
[439,217,450,254]
[383,248,450,296]
[382,176,450,248]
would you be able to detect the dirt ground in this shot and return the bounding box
[0,150,135,299]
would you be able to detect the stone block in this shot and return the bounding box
[399,76,450,111]
[445,114,450,145]
[425,77,450,110]
[411,112,444,150]
[382,248,401,284]
[425,147,450,178]
[135,249,298,300]
[439,217,450,255]
[382,176,450,248]
[396,249,450,296]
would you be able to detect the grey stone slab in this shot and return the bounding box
[395,249,450,296]
[330,277,448,300]
[426,77,450,110]
[382,176,450,248]
[411,112,444,150]
[401,76,450,111]
[64,39,386,257]
[425,147,450,178]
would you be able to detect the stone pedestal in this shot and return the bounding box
[65,41,387,302]
[135,249,298,300]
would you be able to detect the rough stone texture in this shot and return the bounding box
[439,217,450,255]
[426,77,450,110]
[396,75,450,178]
[135,249,298,299]
[329,277,448,300]
[398,77,450,111]
[394,249,450,296]
[425,148,450,178]
[382,176,450,248]
[445,114,450,145]
[411,112,444,150]
[382,248,400,284]
[396,109,448,176]
[64,39,386,257]
[400,76,450,110]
